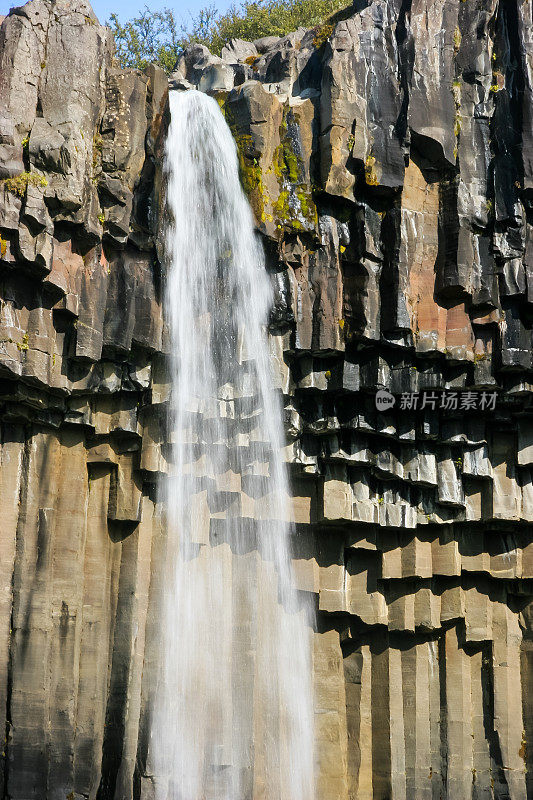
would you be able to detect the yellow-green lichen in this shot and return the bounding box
[267,106,317,230]
[2,172,47,197]
[364,152,378,186]
[215,91,229,111]
[452,79,462,141]
[218,97,266,221]
[282,141,299,183]
[0,235,6,259]
[236,136,265,221]
[273,190,301,230]
[222,99,317,232]
[453,27,462,54]
[271,108,300,182]
[297,186,315,221]
[16,332,29,352]
[490,69,504,93]
[235,137,262,190]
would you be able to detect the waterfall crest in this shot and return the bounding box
[151,89,315,800]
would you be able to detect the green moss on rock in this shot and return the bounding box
[2,172,48,197]
[269,106,317,231]
[364,153,378,186]
[217,94,266,221]
[218,93,317,233]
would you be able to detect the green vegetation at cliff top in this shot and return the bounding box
[109,0,348,72]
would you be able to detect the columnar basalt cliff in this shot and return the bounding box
[0,0,533,798]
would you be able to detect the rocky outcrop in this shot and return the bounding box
[0,3,167,798]
[1,0,533,798]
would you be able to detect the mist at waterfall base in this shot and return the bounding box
[150,89,315,800]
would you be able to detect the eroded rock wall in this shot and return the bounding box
[0,0,533,798]
[0,3,168,798]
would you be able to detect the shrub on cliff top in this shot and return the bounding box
[109,0,348,72]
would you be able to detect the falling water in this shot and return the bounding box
[151,89,315,800]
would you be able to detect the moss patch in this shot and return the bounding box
[364,153,378,186]
[453,26,462,54]
[2,172,48,197]
[490,69,504,93]
[268,106,317,231]
[16,332,29,352]
[215,91,229,111]
[234,134,266,223]
[218,93,267,222]
[219,94,317,232]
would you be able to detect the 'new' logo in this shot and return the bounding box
[375,389,396,411]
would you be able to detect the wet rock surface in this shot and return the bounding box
[1,0,533,798]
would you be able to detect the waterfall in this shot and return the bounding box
[151,89,315,800]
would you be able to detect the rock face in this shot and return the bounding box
[0,0,533,798]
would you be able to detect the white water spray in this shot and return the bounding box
[151,89,314,800]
